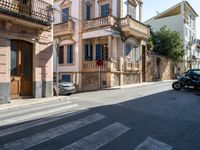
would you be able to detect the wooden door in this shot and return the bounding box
[10,40,33,99]
[21,41,33,96]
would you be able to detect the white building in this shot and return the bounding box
[196,39,200,68]
[145,1,198,72]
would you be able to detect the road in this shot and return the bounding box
[0,81,200,150]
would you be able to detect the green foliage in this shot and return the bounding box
[147,26,185,62]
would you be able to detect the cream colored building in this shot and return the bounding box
[53,0,149,91]
[145,1,198,72]
[0,0,54,104]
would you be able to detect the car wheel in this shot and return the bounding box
[172,82,183,91]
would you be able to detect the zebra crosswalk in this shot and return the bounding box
[0,100,130,150]
[0,99,173,150]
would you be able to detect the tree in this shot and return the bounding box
[147,26,185,62]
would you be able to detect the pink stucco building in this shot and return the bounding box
[0,0,54,104]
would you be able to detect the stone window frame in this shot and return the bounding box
[98,0,111,17]
[84,0,92,20]
[60,0,72,23]
[127,0,137,19]
[59,44,75,66]
[124,38,139,63]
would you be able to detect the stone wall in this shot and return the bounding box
[123,73,140,85]
[145,54,173,82]
[111,73,120,87]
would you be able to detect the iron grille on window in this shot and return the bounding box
[0,0,52,26]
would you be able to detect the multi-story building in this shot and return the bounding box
[145,1,198,72]
[195,39,200,68]
[0,0,54,104]
[53,0,149,91]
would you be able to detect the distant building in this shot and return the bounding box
[53,0,150,91]
[145,1,198,71]
[0,0,54,104]
[196,39,200,68]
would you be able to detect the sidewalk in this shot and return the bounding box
[0,80,174,110]
[106,80,174,90]
[0,96,69,111]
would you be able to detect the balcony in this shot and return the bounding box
[82,61,120,72]
[0,0,52,26]
[120,16,149,38]
[124,62,139,71]
[83,16,116,31]
[54,21,74,37]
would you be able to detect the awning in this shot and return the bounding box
[82,29,120,39]
[59,39,75,46]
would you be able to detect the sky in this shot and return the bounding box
[142,0,200,39]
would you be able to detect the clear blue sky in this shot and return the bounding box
[143,0,200,39]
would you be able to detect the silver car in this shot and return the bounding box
[53,82,75,95]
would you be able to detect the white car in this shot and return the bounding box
[53,82,75,96]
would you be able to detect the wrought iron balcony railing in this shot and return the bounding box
[0,0,52,26]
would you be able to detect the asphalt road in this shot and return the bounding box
[0,81,200,150]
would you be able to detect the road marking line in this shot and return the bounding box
[0,104,79,126]
[0,109,88,138]
[61,122,130,150]
[0,113,106,150]
[134,137,172,150]
[0,101,72,119]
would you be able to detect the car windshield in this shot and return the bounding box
[187,70,200,77]
[193,70,200,76]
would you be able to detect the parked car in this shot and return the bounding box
[172,69,200,90]
[53,81,75,95]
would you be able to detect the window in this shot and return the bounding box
[59,46,64,64]
[67,45,73,64]
[86,4,91,20]
[62,8,69,23]
[125,43,139,63]
[101,4,109,17]
[11,42,18,76]
[134,47,139,63]
[62,75,71,82]
[96,44,102,60]
[102,44,108,60]
[84,45,93,61]
[129,5,135,19]
[125,44,132,56]
[96,44,108,60]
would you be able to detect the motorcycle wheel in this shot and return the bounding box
[172,82,183,91]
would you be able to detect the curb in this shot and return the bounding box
[0,96,69,111]
[105,80,174,90]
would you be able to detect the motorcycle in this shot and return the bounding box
[172,69,200,91]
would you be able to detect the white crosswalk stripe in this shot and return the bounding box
[134,137,172,150]
[61,122,130,150]
[0,109,88,138]
[0,104,79,126]
[0,101,72,119]
[0,113,106,150]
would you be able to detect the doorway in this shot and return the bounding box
[10,40,33,99]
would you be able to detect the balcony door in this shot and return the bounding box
[10,40,33,99]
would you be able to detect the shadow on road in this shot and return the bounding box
[0,89,200,150]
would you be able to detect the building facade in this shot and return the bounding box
[0,0,54,104]
[53,0,149,91]
[145,1,198,72]
[195,39,200,68]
